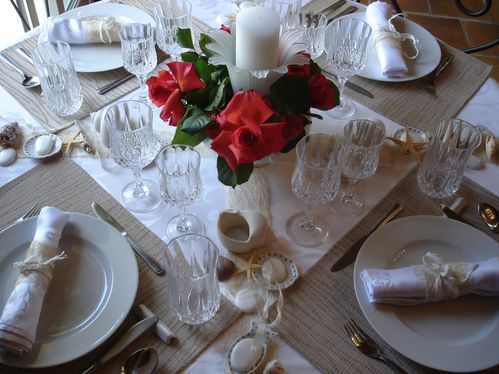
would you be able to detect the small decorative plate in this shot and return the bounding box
[251,252,299,290]
[393,127,430,151]
[23,134,62,159]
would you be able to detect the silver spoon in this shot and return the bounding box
[121,347,159,374]
[478,202,499,233]
[0,52,40,89]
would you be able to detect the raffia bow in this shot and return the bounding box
[373,13,420,60]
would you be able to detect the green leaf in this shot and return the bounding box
[171,124,206,146]
[181,51,199,63]
[199,33,215,57]
[310,60,321,75]
[270,75,309,115]
[194,58,213,84]
[331,80,340,108]
[181,106,213,135]
[176,28,194,50]
[217,157,253,187]
[204,76,229,111]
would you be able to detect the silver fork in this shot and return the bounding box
[344,319,408,374]
[2,204,40,232]
[420,54,454,93]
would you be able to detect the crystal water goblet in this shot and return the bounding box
[269,0,302,29]
[298,11,327,59]
[155,0,192,61]
[119,23,157,103]
[331,119,385,217]
[286,133,345,247]
[325,17,371,119]
[156,144,203,239]
[106,100,162,213]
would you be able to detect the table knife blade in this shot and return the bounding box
[331,203,403,271]
[321,69,374,99]
[442,206,478,229]
[91,202,165,275]
[81,315,158,374]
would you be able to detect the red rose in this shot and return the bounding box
[159,88,185,125]
[168,61,205,92]
[146,70,178,107]
[280,114,304,141]
[287,63,310,77]
[210,90,287,171]
[309,73,335,110]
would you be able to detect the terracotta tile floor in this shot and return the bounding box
[359,0,499,82]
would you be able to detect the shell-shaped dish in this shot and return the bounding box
[251,252,299,290]
[393,127,430,152]
[23,134,62,159]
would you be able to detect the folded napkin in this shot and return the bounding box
[360,252,499,305]
[0,207,69,355]
[44,16,120,44]
[365,1,418,77]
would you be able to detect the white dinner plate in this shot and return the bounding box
[0,213,138,368]
[60,3,155,72]
[354,215,499,372]
[326,13,441,82]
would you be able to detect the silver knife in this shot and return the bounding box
[81,315,158,374]
[91,202,165,275]
[321,69,374,99]
[96,73,135,95]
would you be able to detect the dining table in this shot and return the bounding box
[0,0,498,373]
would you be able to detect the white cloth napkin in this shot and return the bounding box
[0,207,69,355]
[42,16,120,45]
[365,1,407,77]
[360,252,499,305]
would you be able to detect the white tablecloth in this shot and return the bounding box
[0,1,498,372]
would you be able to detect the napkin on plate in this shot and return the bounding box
[43,16,121,44]
[365,1,410,77]
[0,207,69,355]
[360,252,499,305]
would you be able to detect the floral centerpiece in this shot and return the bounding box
[147,25,339,187]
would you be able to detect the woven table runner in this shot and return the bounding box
[276,169,499,373]
[0,159,241,374]
[307,0,492,131]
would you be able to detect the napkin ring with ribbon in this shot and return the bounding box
[373,13,420,60]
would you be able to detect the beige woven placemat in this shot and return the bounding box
[0,159,241,373]
[276,169,499,373]
[307,0,492,131]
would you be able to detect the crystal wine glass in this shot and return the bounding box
[155,0,192,61]
[298,11,327,59]
[286,133,345,247]
[119,23,157,103]
[106,100,162,213]
[331,119,385,217]
[324,17,371,119]
[156,144,203,239]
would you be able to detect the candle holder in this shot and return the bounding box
[206,27,307,96]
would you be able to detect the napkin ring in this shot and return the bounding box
[373,13,420,60]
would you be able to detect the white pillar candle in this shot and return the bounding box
[236,6,280,71]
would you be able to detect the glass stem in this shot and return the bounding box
[300,204,316,232]
[336,76,347,109]
[177,205,190,232]
[132,169,147,198]
[342,178,357,205]
[137,75,147,102]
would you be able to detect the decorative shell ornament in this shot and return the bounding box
[0,122,19,147]
[263,360,286,374]
[217,210,276,253]
[474,125,499,164]
[205,27,307,96]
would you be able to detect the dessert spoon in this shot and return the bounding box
[0,52,40,89]
[121,348,158,374]
[479,202,499,233]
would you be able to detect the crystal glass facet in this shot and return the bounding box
[155,0,192,61]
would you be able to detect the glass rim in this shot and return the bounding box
[154,0,192,19]
[119,23,155,41]
[434,118,482,149]
[295,132,344,168]
[104,100,153,133]
[156,144,201,170]
[344,119,386,149]
[32,41,72,65]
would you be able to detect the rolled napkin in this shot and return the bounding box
[46,16,121,44]
[365,1,419,77]
[0,207,69,355]
[360,252,499,305]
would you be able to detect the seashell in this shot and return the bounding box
[467,155,484,170]
[230,338,264,373]
[485,136,499,163]
[0,122,19,147]
[234,287,258,313]
[261,257,287,283]
[35,134,55,155]
[217,209,276,253]
[0,148,16,166]
[217,256,236,282]
[263,360,286,374]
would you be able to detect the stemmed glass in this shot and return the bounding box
[119,23,157,103]
[331,119,385,217]
[286,133,345,247]
[156,144,203,239]
[298,11,327,59]
[106,100,162,213]
[324,17,371,119]
[155,0,192,61]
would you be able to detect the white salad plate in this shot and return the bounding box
[326,12,441,82]
[59,3,154,72]
[0,213,138,368]
[354,215,499,372]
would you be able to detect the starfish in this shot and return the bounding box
[387,128,429,161]
[234,255,262,282]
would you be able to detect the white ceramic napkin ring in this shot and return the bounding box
[373,13,420,60]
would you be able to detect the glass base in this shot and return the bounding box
[326,98,356,119]
[330,191,365,217]
[286,212,328,247]
[121,179,162,213]
[166,214,204,239]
